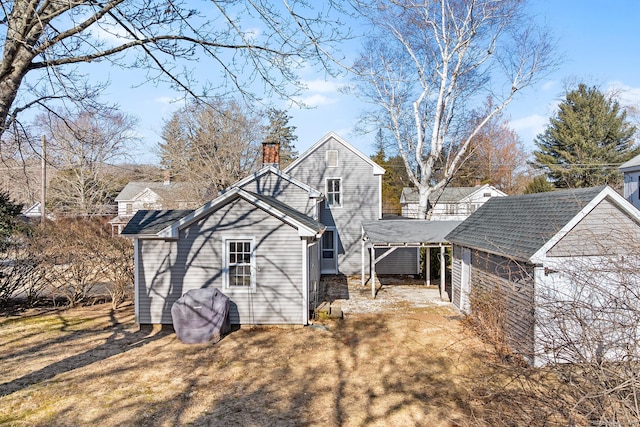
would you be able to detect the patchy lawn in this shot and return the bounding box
[0,283,568,426]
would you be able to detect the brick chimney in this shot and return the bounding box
[262,141,280,168]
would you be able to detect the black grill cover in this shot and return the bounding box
[171,288,231,344]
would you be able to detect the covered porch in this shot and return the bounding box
[361,220,462,299]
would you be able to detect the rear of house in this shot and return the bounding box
[285,132,385,275]
[124,189,323,326]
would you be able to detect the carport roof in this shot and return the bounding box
[362,220,463,246]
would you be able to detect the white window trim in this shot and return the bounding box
[222,236,257,293]
[325,177,343,208]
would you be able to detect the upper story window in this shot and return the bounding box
[125,203,133,214]
[326,178,342,207]
[326,150,338,168]
[446,203,456,215]
[224,238,255,291]
[483,192,492,198]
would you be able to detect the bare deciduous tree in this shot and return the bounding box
[351,0,556,217]
[452,97,531,194]
[0,0,345,142]
[36,108,138,216]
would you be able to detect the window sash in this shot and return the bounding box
[326,178,341,207]
[226,239,253,288]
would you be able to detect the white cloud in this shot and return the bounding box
[510,114,548,143]
[303,79,345,94]
[298,94,338,107]
[606,81,640,107]
[541,80,557,91]
[154,96,179,106]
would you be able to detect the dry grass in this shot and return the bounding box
[0,282,570,426]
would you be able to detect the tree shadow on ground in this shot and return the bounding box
[0,308,171,397]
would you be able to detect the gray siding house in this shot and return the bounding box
[285,132,385,275]
[446,186,640,366]
[122,132,386,326]
[124,187,324,325]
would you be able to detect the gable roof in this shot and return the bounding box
[123,187,325,239]
[445,186,618,261]
[401,184,505,204]
[121,209,194,237]
[230,165,322,198]
[115,181,191,202]
[619,154,640,172]
[283,132,386,176]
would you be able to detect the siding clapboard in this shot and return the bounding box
[451,245,536,361]
[137,197,304,325]
[375,247,420,275]
[548,197,640,257]
[286,136,381,274]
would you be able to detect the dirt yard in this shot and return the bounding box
[0,278,567,426]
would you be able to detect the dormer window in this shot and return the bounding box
[326,150,338,168]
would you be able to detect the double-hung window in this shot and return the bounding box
[224,238,255,291]
[326,178,342,207]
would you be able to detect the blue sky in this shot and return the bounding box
[103,0,640,164]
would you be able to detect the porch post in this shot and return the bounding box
[361,235,366,286]
[371,247,376,298]
[426,247,431,287]
[440,245,446,300]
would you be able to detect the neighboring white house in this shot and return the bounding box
[109,180,198,234]
[400,184,506,220]
[619,154,640,210]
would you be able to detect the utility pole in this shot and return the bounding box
[40,135,46,228]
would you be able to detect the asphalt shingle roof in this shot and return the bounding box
[121,210,194,236]
[402,186,486,203]
[445,187,606,261]
[362,220,463,245]
[115,181,191,202]
[248,192,325,234]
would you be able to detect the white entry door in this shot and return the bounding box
[321,228,338,274]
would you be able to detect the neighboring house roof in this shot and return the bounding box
[121,210,195,236]
[619,154,640,172]
[445,186,631,262]
[229,165,323,198]
[363,220,463,246]
[283,132,386,176]
[401,184,505,204]
[122,187,324,239]
[115,181,191,202]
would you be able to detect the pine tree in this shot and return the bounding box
[264,109,298,168]
[532,84,638,189]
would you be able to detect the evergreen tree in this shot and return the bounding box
[532,84,638,189]
[0,191,24,250]
[524,175,555,194]
[264,109,298,168]
[371,129,410,215]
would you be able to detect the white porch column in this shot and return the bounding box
[440,245,446,300]
[426,247,431,287]
[302,239,309,325]
[371,247,376,298]
[361,237,366,286]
